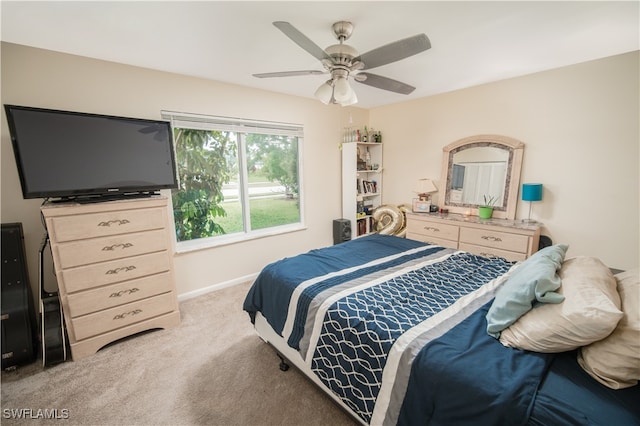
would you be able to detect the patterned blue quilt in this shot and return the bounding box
[243,234,553,425]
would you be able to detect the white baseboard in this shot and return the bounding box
[177,273,258,302]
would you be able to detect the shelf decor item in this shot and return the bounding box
[342,136,383,238]
[521,183,543,222]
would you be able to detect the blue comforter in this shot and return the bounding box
[243,234,554,425]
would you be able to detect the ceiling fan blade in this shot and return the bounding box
[273,21,332,62]
[253,70,326,78]
[354,72,416,95]
[358,34,431,70]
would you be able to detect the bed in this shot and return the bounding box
[243,234,639,425]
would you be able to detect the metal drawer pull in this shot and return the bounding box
[481,235,502,242]
[106,265,137,275]
[113,309,142,320]
[109,288,140,298]
[480,252,497,258]
[423,226,440,232]
[98,219,130,227]
[102,243,134,251]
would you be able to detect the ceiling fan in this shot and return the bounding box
[253,21,431,106]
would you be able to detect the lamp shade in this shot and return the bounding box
[522,183,543,202]
[415,178,437,195]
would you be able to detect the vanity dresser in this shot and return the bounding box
[406,212,541,261]
[41,195,180,360]
[409,134,542,261]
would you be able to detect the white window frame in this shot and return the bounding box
[161,110,306,253]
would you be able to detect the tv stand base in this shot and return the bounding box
[52,191,161,204]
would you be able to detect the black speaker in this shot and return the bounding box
[539,235,553,250]
[333,219,352,245]
[1,223,36,369]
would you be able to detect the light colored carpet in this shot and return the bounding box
[1,282,358,426]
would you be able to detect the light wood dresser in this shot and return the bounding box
[406,212,541,262]
[41,196,180,360]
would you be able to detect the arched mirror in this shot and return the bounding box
[439,135,524,219]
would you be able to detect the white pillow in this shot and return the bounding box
[499,256,623,352]
[578,268,640,389]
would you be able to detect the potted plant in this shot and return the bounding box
[478,195,497,219]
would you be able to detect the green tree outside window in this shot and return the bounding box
[171,127,300,242]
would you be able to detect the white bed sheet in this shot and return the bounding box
[254,312,366,425]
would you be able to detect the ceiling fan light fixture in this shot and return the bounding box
[339,89,358,106]
[314,80,333,104]
[333,77,353,103]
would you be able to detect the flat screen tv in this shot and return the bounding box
[4,105,178,202]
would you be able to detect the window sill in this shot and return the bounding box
[174,223,307,254]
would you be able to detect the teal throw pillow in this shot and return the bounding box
[486,244,568,338]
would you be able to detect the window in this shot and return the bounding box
[162,111,304,249]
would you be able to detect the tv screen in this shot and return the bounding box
[4,105,178,202]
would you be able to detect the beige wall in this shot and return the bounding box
[371,51,639,270]
[2,43,638,303]
[1,42,368,298]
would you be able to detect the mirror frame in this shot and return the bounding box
[439,134,524,220]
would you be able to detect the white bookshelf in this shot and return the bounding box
[341,140,383,238]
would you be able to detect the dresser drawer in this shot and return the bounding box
[406,218,459,242]
[71,292,176,341]
[459,227,529,253]
[56,229,168,268]
[406,232,458,249]
[459,243,527,262]
[66,272,174,318]
[48,207,166,243]
[61,251,171,293]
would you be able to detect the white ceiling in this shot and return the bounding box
[2,1,638,109]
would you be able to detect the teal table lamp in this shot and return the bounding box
[522,183,543,222]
